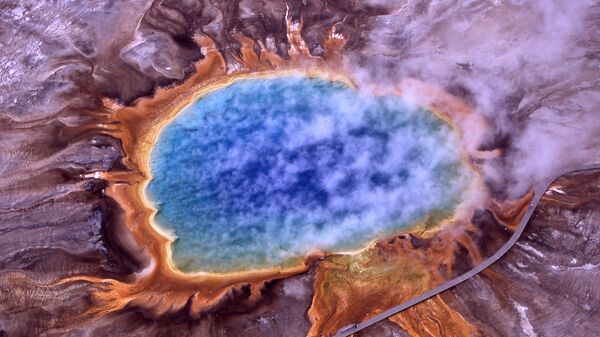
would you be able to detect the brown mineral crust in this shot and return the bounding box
[287,0,393,55]
[466,208,513,260]
[354,319,412,337]
[44,273,317,337]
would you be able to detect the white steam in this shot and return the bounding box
[345,0,600,197]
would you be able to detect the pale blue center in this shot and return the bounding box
[147,76,472,273]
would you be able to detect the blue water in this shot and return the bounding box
[147,76,472,273]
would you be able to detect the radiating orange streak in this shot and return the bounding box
[389,295,481,337]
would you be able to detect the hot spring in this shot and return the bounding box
[147,76,473,273]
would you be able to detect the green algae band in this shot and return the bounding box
[147,76,473,273]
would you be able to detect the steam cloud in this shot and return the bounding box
[345,0,600,197]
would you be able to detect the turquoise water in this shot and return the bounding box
[147,76,472,273]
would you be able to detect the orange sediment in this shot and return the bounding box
[388,295,481,337]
